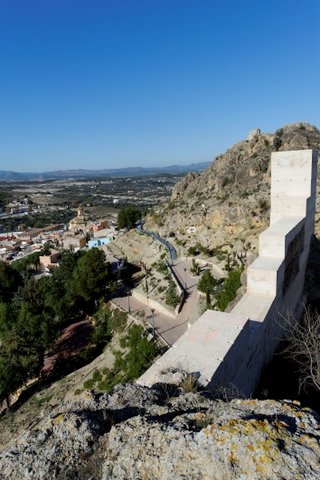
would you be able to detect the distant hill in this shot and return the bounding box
[0,162,210,181]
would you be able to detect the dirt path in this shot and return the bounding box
[43,319,93,375]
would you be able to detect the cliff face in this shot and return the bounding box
[145,123,320,254]
[0,383,319,479]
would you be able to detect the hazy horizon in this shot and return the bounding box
[0,0,319,172]
[0,159,211,175]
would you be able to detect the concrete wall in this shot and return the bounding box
[138,150,318,396]
[132,289,176,319]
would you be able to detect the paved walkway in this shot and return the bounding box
[113,259,202,346]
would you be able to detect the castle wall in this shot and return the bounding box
[138,150,318,396]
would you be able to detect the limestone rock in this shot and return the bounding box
[144,123,320,256]
[247,128,261,141]
[0,384,319,480]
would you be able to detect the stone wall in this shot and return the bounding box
[138,150,318,396]
[132,289,176,319]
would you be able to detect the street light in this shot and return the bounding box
[151,308,155,340]
[184,267,187,290]
[127,287,131,314]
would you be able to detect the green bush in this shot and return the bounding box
[188,242,214,257]
[117,206,143,229]
[190,258,201,276]
[221,176,229,188]
[215,268,243,311]
[165,280,180,308]
[117,325,158,381]
[82,325,159,392]
[83,377,96,390]
[155,261,168,274]
[198,270,217,305]
[187,245,200,256]
[89,306,128,361]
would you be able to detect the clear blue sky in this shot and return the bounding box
[0,0,319,172]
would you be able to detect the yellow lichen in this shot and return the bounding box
[229,450,240,467]
[295,433,320,449]
[52,413,65,426]
[254,455,272,474]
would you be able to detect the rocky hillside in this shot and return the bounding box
[145,123,320,258]
[0,383,319,479]
[1,125,320,479]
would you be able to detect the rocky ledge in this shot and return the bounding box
[0,384,319,479]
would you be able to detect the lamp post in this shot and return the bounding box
[151,308,155,340]
[127,287,131,314]
[184,267,187,290]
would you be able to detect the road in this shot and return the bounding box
[136,226,177,262]
[112,292,189,346]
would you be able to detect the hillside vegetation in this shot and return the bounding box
[145,122,320,259]
[0,123,319,478]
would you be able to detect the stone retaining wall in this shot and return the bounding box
[131,289,176,319]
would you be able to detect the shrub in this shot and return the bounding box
[91,306,127,348]
[165,280,180,308]
[221,176,229,188]
[190,258,201,276]
[215,267,243,311]
[155,260,168,274]
[188,245,200,256]
[273,135,282,151]
[198,270,217,305]
[114,325,159,382]
[179,372,200,393]
[258,198,269,213]
[82,325,159,392]
[273,128,283,151]
[83,377,96,390]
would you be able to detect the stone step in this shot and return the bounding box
[247,256,282,296]
[231,291,273,322]
[259,215,304,258]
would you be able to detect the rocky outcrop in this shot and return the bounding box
[0,384,319,479]
[145,123,320,255]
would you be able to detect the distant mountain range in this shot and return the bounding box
[0,162,211,181]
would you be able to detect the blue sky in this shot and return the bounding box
[0,0,319,172]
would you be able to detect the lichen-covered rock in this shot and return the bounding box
[103,396,320,480]
[0,385,319,480]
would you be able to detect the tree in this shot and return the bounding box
[15,302,55,378]
[72,248,110,309]
[115,324,158,381]
[0,261,22,303]
[198,270,217,305]
[0,299,57,405]
[43,249,82,323]
[0,302,16,339]
[40,242,52,256]
[0,354,23,407]
[21,278,46,314]
[117,207,142,229]
[283,306,320,393]
[190,258,201,276]
[11,251,41,275]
